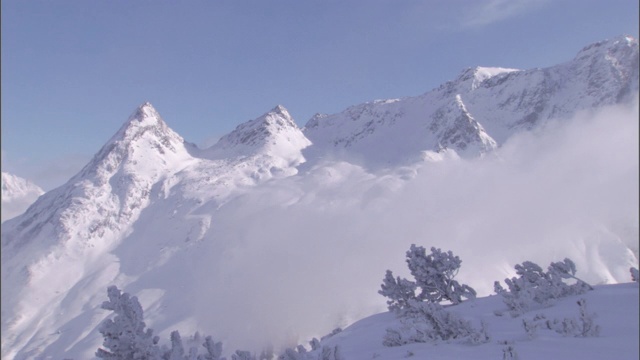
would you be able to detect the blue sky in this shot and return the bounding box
[2,0,638,190]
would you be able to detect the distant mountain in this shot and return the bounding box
[303,35,638,168]
[1,35,638,360]
[1,172,44,222]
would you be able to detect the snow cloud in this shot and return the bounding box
[186,98,639,353]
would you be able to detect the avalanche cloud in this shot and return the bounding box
[185,98,638,353]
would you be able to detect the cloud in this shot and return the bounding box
[185,98,638,353]
[460,0,550,28]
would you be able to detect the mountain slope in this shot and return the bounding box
[303,35,638,169]
[0,35,638,360]
[1,172,44,222]
[0,103,313,360]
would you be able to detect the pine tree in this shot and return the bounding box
[96,285,162,360]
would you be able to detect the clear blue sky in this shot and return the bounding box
[2,0,638,190]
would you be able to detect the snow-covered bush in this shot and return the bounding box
[200,336,225,360]
[308,338,321,351]
[379,270,418,311]
[494,258,592,316]
[232,350,256,360]
[96,285,162,359]
[379,245,476,311]
[382,299,489,346]
[406,245,477,305]
[380,246,483,347]
[97,286,227,360]
[320,327,342,341]
[521,298,600,338]
[631,267,639,282]
[278,347,305,360]
[166,331,186,360]
[276,344,342,360]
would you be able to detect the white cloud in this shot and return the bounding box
[185,98,638,353]
[460,0,550,28]
[1,153,89,191]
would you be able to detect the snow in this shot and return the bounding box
[314,283,639,360]
[1,172,44,222]
[1,35,638,359]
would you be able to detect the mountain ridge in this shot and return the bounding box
[1,35,638,360]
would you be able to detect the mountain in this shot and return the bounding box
[1,172,44,222]
[303,35,638,169]
[1,35,638,360]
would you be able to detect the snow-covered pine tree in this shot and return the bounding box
[495,258,592,316]
[548,258,593,291]
[96,285,162,359]
[96,286,227,360]
[308,338,321,351]
[379,245,476,311]
[199,336,225,360]
[631,267,639,282]
[378,270,418,311]
[231,350,256,360]
[166,331,186,360]
[405,245,476,304]
[382,299,489,346]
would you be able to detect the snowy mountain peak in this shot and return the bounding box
[271,104,291,118]
[92,102,185,167]
[207,104,310,158]
[129,101,161,121]
[574,34,638,61]
[1,172,44,201]
[1,172,44,222]
[455,66,520,91]
[118,101,174,139]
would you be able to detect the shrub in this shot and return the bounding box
[521,298,600,338]
[96,285,162,360]
[494,258,592,316]
[383,299,489,346]
[96,286,227,360]
[379,245,476,311]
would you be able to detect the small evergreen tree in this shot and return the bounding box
[96,285,162,360]
[199,336,225,360]
[231,350,256,360]
[406,245,476,304]
[308,338,321,351]
[631,267,639,282]
[382,299,489,346]
[97,286,227,360]
[378,270,418,311]
[379,245,476,311]
[495,258,592,316]
[166,331,185,360]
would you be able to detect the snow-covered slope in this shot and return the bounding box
[311,282,639,360]
[1,172,44,222]
[1,36,638,360]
